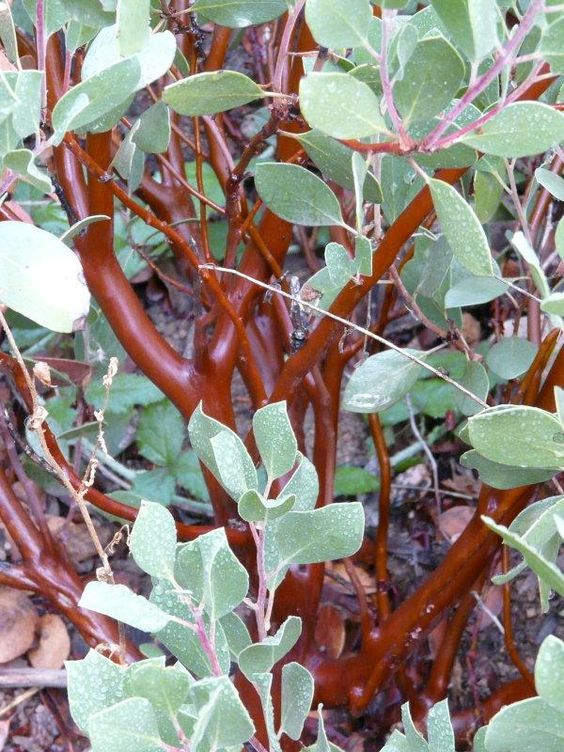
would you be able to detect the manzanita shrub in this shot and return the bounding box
[0,0,563,750]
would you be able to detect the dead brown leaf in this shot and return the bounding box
[314,604,346,659]
[28,614,70,669]
[47,516,112,564]
[438,506,474,543]
[0,588,38,663]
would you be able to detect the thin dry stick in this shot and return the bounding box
[200,265,489,408]
[406,394,441,515]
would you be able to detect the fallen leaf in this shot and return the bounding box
[28,614,70,669]
[438,506,474,543]
[314,604,346,659]
[47,516,112,564]
[0,588,38,663]
[476,587,503,630]
[462,313,481,347]
[327,561,376,595]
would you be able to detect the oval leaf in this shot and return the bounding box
[485,336,537,380]
[0,221,90,332]
[255,162,345,227]
[163,70,264,116]
[305,0,372,49]
[190,0,287,27]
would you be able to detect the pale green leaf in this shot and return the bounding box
[210,430,257,501]
[510,230,550,298]
[163,71,264,116]
[484,696,564,752]
[116,0,150,56]
[189,676,255,752]
[239,616,302,679]
[255,162,345,227]
[535,167,564,201]
[468,406,564,469]
[133,103,171,154]
[454,360,489,417]
[536,635,564,710]
[343,349,426,413]
[0,1,19,64]
[278,452,319,511]
[427,699,455,752]
[0,221,90,332]
[300,72,389,139]
[305,0,372,49]
[126,662,191,713]
[394,36,465,126]
[430,178,493,276]
[59,215,111,246]
[190,0,287,27]
[88,697,163,752]
[280,662,315,741]
[431,0,499,61]
[444,275,507,307]
[2,149,53,193]
[66,650,126,732]
[79,581,172,632]
[130,500,177,580]
[461,102,564,158]
[460,450,555,489]
[540,16,564,74]
[485,336,537,380]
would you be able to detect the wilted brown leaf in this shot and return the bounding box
[0,588,38,663]
[28,614,70,669]
[47,516,112,564]
[438,506,474,543]
[314,604,346,659]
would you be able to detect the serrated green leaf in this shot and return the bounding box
[430,178,493,276]
[85,372,164,413]
[130,500,177,579]
[163,70,264,116]
[255,162,345,227]
[137,401,184,466]
[334,466,379,496]
[172,450,209,501]
[80,581,172,632]
[0,221,90,332]
[460,102,564,158]
[300,72,389,140]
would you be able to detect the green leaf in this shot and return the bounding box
[2,149,53,193]
[460,450,555,490]
[454,360,489,417]
[400,702,427,752]
[300,72,389,139]
[22,0,71,38]
[88,697,163,752]
[540,16,564,74]
[444,275,507,307]
[60,0,114,28]
[163,71,264,116]
[211,430,258,501]
[536,635,564,710]
[510,230,550,298]
[280,662,315,741]
[535,167,564,202]
[189,676,255,752]
[52,57,141,142]
[79,581,172,632]
[137,401,184,466]
[126,661,191,713]
[484,696,564,752]
[275,502,365,566]
[0,221,91,332]
[278,452,319,511]
[219,611,252,658]
[130,500,177,579]
[175,528,249,619]
[485,336,537,380]
[66,650,126,732]
[188,403,258,497]
[133,103,171,154]
[252,402,298,481]
[239,489,296,522]
[190,0,287,27]
[150,580,231,677]
[305,0,372,48]
[0,1,19,63]
[429,178,493,276]
[460,102,564,158]
[251,673,282,752]
[60,215,111,246]
[85,372,164,414]
[431,0,499,61]
[172,450,210,501]
[468,406,564,470]
[427,699,455,752]
[255,162,345,227]
[394,36,465,126]
[130,469,175,507]
[334,466,379,496]
[239,616,302,679]
[474,168,504,223]
[343,349,426,413]
[116,0,150,56]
